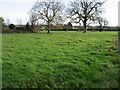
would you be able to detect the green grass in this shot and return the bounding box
[2,31,119,88]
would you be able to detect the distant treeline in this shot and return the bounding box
[2,24,119,33]
[52,27,119,31]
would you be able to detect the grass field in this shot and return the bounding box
[2,31,119,88]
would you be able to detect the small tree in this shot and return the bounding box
[16,19,22,26]
[9,23,15,30]
[28,12,38,32]
[26,22,31,31]
[6,19,10,26]
[103,19,109,28]
[96,17,109,32]
[64,22,72,31]
[97,17,103,32]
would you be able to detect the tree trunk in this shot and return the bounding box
[78,22,81,31]
[82,17,87,33]
[100,26,102,32]
[47,29,50,33]
[83,20,87,33]
[99,23,102,32]
[31,22,35,32]
[47,22,50,34]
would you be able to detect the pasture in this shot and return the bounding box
[2,31,118,88]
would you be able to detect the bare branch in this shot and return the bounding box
[67,0,105,33]
[30,0,64,33]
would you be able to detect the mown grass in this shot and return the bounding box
[2,31,119,88]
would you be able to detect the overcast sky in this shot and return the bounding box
[0,0,119,26]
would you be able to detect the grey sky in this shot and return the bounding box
[0,0,119,26]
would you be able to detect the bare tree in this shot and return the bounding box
[67,0,106,33]
[28,11,39,32]
[103,18,109,27]
[16,19,22,25]
[96,17,108,32]
[53,14,65,25]
[6,19,10,26]
[31,0,64,33]
[97,17,104,32]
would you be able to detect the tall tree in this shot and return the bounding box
[67,0,105,33]
[31,0,64,33]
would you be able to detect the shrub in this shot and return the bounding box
[9,23,15,30]
[26,22,31,31]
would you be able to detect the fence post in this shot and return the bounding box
[119,31,120,61]
[118,1,120,88]
[0,17,2,89]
